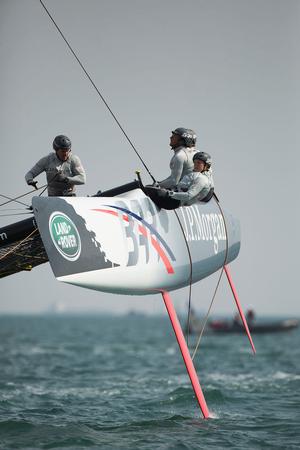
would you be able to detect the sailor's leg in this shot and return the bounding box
[162,290,210,419]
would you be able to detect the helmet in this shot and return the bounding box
[193,151,212,166]
[189,129,197,146]
[53,135,72,151]
[172,128,197,147]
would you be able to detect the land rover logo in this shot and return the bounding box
[49,212,81,261]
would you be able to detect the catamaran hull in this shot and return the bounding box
[32,188,240,295]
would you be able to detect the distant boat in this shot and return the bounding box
[208,318,299,334]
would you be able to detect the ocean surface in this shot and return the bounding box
[0,314,299,450]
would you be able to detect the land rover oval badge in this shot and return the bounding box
[49,212,81,261]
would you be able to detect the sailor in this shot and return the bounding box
[25,135,86,196]
[158,128,197,189]
[158,152,214,206]
[246,309,256,324]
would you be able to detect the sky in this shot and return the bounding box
[0,0,299,317]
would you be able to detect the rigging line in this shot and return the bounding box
[38,184,48,197]
[0,185,47,208]
[39,0,156,183]
[191,268,224,360]
[0,228,38,261]
[37,171,61,197]
[191,194,230,360]
[0,194,31,208]
[0,208,30,211]
[1,169,79,207]
[10,251,47,261]
[173,208,193,349]
[0,212,33,218]
[214,193,230,268]
[37,170,78,197]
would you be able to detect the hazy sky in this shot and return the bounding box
[1,0,299,316]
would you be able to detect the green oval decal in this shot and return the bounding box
[49,212,81,261]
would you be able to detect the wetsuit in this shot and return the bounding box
[169,168,214,206]
[25,152,86,196]
[159,146,196,189]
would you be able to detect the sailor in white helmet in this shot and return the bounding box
[158,128,197,189]
[25,135,86,196]
[158,152,214,206]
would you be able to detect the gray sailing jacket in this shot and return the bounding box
[159,146,196,189]
[25,152,86,196]
[169,168,214,206]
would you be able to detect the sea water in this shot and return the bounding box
[0,314,299,449]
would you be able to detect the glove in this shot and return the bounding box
[157,188,170,198]
[54,173,69,183]
[27,180,38,190]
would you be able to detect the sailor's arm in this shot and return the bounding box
[25,156,48,185]
[65,156,86,185]
[169,177,204,203]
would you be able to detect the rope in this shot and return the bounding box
[0,194,31,208]
[0,208,31,211]
[191,268,224,360]
[0,185,47,208]
[191,194,230,360]
[0,212,33,218]
[0,171,73,210]
[0,228,38,261]
[12,250,47,261]
[39,0,156,183]
[38,184,49,197]
[35,171,71,198]
[173,208,193,348]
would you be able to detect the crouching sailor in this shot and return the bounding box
[158,152,214,207]
[25,134,86,196]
